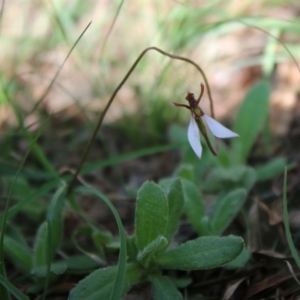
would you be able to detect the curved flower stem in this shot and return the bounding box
[67,46,214,195]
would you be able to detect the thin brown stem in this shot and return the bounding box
[67,46,214,194]
[172,102,191,109]
[197,83,205,104]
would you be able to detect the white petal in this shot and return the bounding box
[202,114,239,139]
[188,117,202,158]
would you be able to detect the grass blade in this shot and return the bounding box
[0,275,29,300]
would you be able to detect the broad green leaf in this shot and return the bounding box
[135,182,168,251]
[31,261,67,277]
[256,157,286,181]
[224,247,250,269]
[47,185,66,260]
[171,276,192,289]
[164,179,184,243]
[156,235,244,270]
[5,224,30,249]
[0,274,30,300]
[240,167,257,191]
[137,235,168,267]
[69,263,144,300]
[208,165,249,183]
[65,255,99,271]
[3,235,32,274]
[210,189,247,235]
[150,275,183,300]
[181,179,206,235]
[32,186,66,274]
[203,166,256,192]
[232,81,270,162]
[33,222,48,268]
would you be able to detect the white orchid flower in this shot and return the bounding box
[187,113,238,158]
[173,83,239,159]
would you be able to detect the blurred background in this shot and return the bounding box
[1,0,299,133]
[1,0,300,192]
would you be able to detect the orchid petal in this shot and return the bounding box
[202,114,239,139]
[188,117,202,158]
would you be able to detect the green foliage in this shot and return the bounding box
[69,263,144,300]
[135,182,169,251]
[156,235,243,270]
[203,165,257,192]
[256,157,286,181]
[74,186,128,300]
[164,178,184,243]
[149,275,183,300]
[209,189,247,235]
[181,179,206,235]
[137,235,168,267]
[71,179,244,299]
[232,81,270,163]
[1,2,296,299]
[224,247,251,269]
[32,186,66,277]
[3,235,32,274]
[0,274,30,300]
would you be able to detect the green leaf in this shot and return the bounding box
[210,189,247,235]
[135,182,168,251]
[232,81,270,162]
[92,228,113,258]
[224,247,250,269]
[174,164,195,181]
[203,166,256,192]
[158,178,173,194]
[181,179,206,235]
[150,275,183,300]
[65,255,99,271]
[33,222,48,268]
[69,263,144,300]
[47,185,66,260]
[164,179,184,243]
[3,235,32,274]
[240,167,257,191]
[156,235,244,270]
[0,274,30,300]
[31,261,67,277]
[256,157,286,181]
[4,224,30,250]
[32,186,66,276]
[126,235,138,262]
[137,235,168,267]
